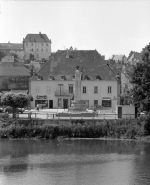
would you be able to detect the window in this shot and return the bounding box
[108,86,112,93]
[47,86,51,94]
[69,85,73,94]
[26,43,28,46]
[46,43,48,46]
[32,43,33,46]
[102,100,111,107]
[94,100,98,107]
[58,99,62,107]
[46,48,48,52]
[61,76,65,80]
[37,76,42,80]
[41,49,43,52]
[41,43,43,46]
[37,49,39,52]
[58,84,64,95]
[36,86,40,93]
[49,75,54,80]
[83,86,86,93]
[31,48,33,52]
[94,86,98,93]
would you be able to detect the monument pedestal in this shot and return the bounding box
[69,100,88,112]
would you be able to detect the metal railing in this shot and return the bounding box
[6,112,138,120]
[55,90,73,96]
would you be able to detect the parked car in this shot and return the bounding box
[4,106,25,114]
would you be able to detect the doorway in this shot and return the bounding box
[49,100,53,109]
[63,99,68,109]
[118,106,122,118]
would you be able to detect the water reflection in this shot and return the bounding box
[0,139,150,185]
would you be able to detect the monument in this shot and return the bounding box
[69,66,88,112]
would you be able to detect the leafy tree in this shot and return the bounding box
[0,50,6,62]
[29,54,34,60]
[1,92,31,118]
[131,43,150,112]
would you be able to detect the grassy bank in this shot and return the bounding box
[0,113,150,140]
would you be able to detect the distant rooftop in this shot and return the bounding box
[0,43,23,50]
[0,67,30,76]
[24,32,51,43]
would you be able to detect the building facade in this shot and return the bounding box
[30,78,119,109]
[30,50,120,109]
[23,32,51,60]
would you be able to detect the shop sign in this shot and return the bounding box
[36,95,47,99]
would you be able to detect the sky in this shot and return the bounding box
[0,0,150,59]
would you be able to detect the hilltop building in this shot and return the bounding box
[23,32,51,60]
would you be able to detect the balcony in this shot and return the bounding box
[55,90,73,97]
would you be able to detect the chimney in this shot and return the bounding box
[39,32,41,35]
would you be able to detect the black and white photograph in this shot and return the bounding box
[0,0,150,184]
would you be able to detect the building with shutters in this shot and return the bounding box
[23,32,51,60]
[30,49,120,109]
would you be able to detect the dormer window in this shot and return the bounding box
[72,75,75,80]
[96,75,102,80]
[49,75,54,80]
[37,75,43,80]
[85,75,90,80]
[61,75,66,80]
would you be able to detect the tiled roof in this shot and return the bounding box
[24,33,51,43]
[127,51,134,60]
[31,50,118,81]
[0,67,30,76]
[0,43,23,50]
[127,51,141,61]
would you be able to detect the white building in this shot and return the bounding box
[30,50,120,109]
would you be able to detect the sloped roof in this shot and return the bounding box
[24,33,51,43]
[127,51,134,60]
[0,67,30,76]
[31,50,118,81]
[0,43,23,50]
[127,51,142,61]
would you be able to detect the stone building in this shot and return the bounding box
[23,32,51,60]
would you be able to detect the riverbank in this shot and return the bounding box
[0,115,149,141]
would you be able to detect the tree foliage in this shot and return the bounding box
[131,43,150,111]
[0,50,6,62]
[1,92,31,118]
[1,92,30,108]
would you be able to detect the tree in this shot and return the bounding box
[131,43,150,112]
[1,92,31,118]
[29,54,34,60]
[0,50,6,62]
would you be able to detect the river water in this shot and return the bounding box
[0,139,150,185]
